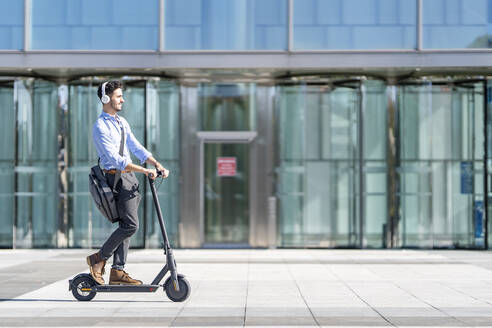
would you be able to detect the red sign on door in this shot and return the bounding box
[217,157,236,177]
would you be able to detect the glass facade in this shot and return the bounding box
[165,0,287,50]
[0,76,491,249]
[0,1,491,250]
[0,77,180,249]
[294,0,417,49]
[0,0,23,49]
[423,0,492,49]
[1,0,492,50]
[32,0,159,50]
[275,78,491,249]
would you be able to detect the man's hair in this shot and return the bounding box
[97,80,123,101]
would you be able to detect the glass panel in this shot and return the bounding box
[363,80,387,248]
[145,81,180,248]
[423,0,492,48]
[165,0,287,50]
[276,86,305,246]
[0,0,23,50]
[68,80,146,248]
[276,83,361,247]
[0,82,14,247]
[32,0,159,50]
[198,84,256,131]
[68,82,104,248]
[15,80,58,248]
[399,82,484,248]
[294,0,417,49]
[204,143,249,244]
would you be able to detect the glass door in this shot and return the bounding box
[196,83,255,247]
[399,81,485,248]
[454,81,486,248]
[203,142,249,246]
[276,81,362,247]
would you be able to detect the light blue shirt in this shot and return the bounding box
[92,111,152,170]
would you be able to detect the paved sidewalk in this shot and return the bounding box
[1,249,492,327]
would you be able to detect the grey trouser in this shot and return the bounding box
[99,172,141,270]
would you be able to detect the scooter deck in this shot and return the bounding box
[93,284,161,293]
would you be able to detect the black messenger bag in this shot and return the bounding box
[89,162,120,223]
[89,119,125,223]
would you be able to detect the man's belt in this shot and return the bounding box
[104,169,131,174]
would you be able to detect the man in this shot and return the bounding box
[87,80,169,285]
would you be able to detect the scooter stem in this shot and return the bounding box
[148,176,171,251]
[148,175,180,291]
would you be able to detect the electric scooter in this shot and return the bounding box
[69,171,190,302]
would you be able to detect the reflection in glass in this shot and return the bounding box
[0,82,14,247]
[423,0,492,48]
[294,0,417,49]
[32,0,159,50]
[198,84,256,131]
[165,0,287,50]
[0,0,23,49]
[399,83,484,247]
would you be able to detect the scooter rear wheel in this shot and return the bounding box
[164,275,190,302]
[71,276,97,301]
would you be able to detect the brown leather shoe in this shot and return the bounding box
[86,252,106,285]
[109,268,143,285]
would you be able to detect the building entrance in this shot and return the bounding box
[398,80,486,248]
[276,80,366,247]
[203,142,249,246]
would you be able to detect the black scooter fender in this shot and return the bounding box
[68,273,97,291]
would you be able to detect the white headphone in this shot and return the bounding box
[100,82,110,104]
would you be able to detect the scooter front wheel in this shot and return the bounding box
[164,275,190,302]
[71,276,97,301]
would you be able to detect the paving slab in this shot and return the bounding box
[1,249,492,327]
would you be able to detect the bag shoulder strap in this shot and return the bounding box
[113,119,125,192]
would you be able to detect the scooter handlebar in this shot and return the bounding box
[148,170,164,179]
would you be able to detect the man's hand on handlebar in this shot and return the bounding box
[154,163,169,178]
[144,168,158,180]
[158,168,170,178]
[144,168,169,180]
